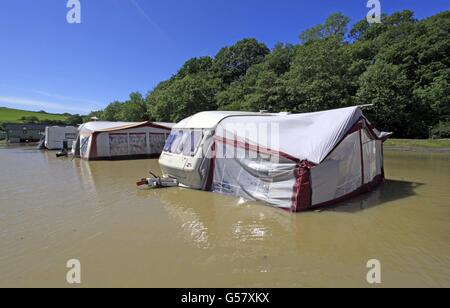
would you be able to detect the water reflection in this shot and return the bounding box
[140,186,297,271]
[69,155,426,250]
[326,180,424,213]
[72,158,99,195]
[74,157,424,253]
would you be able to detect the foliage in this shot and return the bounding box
[285,36,354,112]
[66,114,84,125]
[93,92,149,122]
[356,61,411,135]
[300,13,350,44]
[212,38,270,85]
[148,75,222,123]
[431,122,450,139]
[16,114,83,126]
[20,116,40,123]
[177,57,213,78]
[121,92,148,122]
[92,10,449,139]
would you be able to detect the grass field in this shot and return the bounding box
[385,139,450,150]
[0,107,69,124]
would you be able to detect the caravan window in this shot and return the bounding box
[164,130,204,156]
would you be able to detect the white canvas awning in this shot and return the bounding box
[216,107,392,165]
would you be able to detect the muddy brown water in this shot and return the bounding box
[0,144,449,287]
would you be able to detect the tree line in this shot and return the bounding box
[88,10,449,139]
[18,114,85,126]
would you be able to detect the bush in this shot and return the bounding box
[431,122,450,139]
[20,116,40,123]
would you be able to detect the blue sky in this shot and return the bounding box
[0,0,448,115]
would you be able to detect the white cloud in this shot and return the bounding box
[0,96,92,114]
[34,90,101,106]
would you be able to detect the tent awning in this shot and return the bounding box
[215,107,392,165]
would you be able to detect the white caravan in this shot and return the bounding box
[159,111,271,190]
[45,126,79,150]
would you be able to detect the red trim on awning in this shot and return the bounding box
[89,122,172,133]
[360,129,365,186]
[215,137,301,163]
[291,161,314,212]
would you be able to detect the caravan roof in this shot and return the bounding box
[79,121,175,134]
[174,111,269,130]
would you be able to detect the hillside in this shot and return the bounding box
[0,107,69,124]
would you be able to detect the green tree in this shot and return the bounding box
[90,10,450,139]
[419,73,449,115]
[20,116,39,123]
[212,38,270,84]
[67,114,84,125]
[300,12,350,44]
[177,57,213,77]
[121,92,148,122]
[216,81,247,111]
[102,101,124,121]
[285,36,353,112]
[85,110,104,122]
[149,75,221,122]
[356,61,411,136]
[146,80,176,122]
[217,43,294,111]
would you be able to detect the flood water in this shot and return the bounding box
[0,144,449,288]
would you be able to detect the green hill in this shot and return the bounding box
[0,107,69,124]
